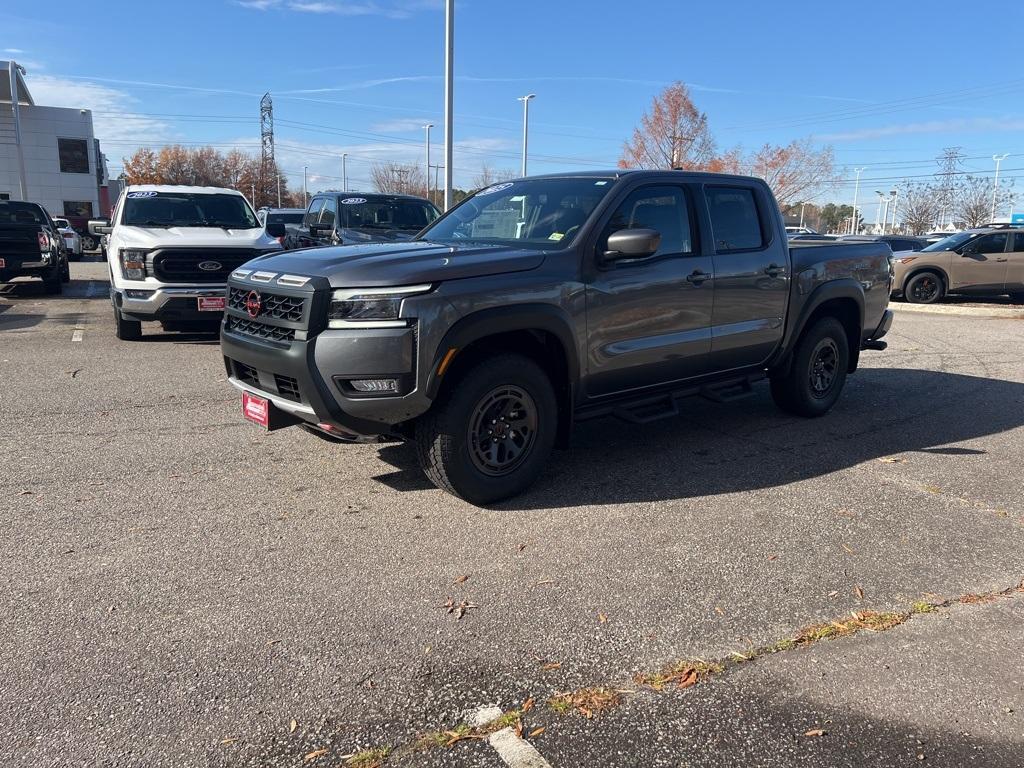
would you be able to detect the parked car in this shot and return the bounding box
[785,225,818,235]
[925,231,955,244]
[221,170,893,504]
[788,233,838,241]
[891,226,1024,304]
[257,207,306,246]
[838,234,928,253]
[284,192,441,250]
[51,216,83,260]
[94,185,282,340]
[0,201,70,294]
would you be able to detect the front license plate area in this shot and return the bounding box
[198,296,226,311]
[242,390,300,431]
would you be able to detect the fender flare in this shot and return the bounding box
[774,278,865,374]
[424,303,579,400]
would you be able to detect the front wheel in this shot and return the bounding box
[904,271,945,304]
[81,235,97,252]
[114,306,142,341]
[415,353,557,505]
[771,317,850,418]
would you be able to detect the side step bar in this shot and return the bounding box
[577,373,766,425]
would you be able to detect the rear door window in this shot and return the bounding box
[704,187,764,252]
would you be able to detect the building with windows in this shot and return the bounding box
[1,59,111,234]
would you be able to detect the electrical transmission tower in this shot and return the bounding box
[259,92,275,208]
[934,146,964,228]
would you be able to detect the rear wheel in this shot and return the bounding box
[771,317,850,417]
[61,257,71,283]
[415,353,557,505]
[42,264,63,295]
[904,271,945,304]
[114,306,142,341]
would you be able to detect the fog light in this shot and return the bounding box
[350,378,398,393]
[125,289,154,299]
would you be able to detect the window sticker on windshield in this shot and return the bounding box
[127,191,158,199]
[595,181,608,186]
[341,197,367,205]
[549,232,565,241]
[477,182,514,196]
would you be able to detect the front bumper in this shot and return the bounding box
[220,323,432,437]
[114,286,227,323]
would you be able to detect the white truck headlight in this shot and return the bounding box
[120,248,148,280]
[327,285,431,328]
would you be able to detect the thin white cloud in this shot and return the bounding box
[27,75,173,147]
[817,117,1024,142]
[4,48,26,54]
[232,0,419,16]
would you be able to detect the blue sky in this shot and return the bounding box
[4,0,1024,219]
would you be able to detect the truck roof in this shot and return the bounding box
[125,184,246,196]
[522,169,771,184]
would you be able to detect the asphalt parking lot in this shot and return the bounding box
[2,262,1022,767]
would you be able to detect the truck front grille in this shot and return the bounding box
[225,315,296,344]
[228,287,305,322]
[151,249,258,283]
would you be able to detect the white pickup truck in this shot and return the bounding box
[94,185,281,340]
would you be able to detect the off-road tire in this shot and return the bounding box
[415,353,557,505]
[114,306,142,341]
[904,271,945,304]
[42,265,63,295]
[61,257,71,283]
[771,316,850,418]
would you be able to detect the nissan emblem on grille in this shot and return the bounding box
[245,290,262,318]
[198,260,223,272]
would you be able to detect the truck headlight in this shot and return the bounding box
[327,285,431,328]
[120,248,148,280]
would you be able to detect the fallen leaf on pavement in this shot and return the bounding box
[19,490,34,496]
[535,579,554,586]
[528,727,545,738]
[714,606,724,616]
[804,729,825,737]
[598,612,608,623]
[522,697,535,713]
[767,554,778,561]
[842,544,856,555]
[220,738,237,745]
[878,456,905,464]
[518,543,527,552]
[541,662,562,671]
[828,590,838,598]
[304,748,328,761]
[854,585,865,600]
[289,719,297,733]
[267,639,282,645]
[676,668,699,689]
[452,574,470,585]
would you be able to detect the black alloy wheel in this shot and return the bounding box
[467,385,539,477]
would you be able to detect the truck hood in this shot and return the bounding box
[244,240,546,288]
[117,226,279,250]
[338,227,417,244]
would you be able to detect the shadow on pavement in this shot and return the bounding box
[375,368,1024,507]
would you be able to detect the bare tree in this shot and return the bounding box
[899,182,943,234]
[619,82,716,170]
[473,163,517,190]
[746,140,838,207]
[954,176,1013,228]
[371,162,426,196]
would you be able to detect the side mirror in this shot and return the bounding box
[265,222,286,238]
[602,228,662,262]
[959,244,978,256]
[309,224,326,237]
[88,218,111,235]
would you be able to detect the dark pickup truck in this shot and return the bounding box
[283,192,440,250]
[221,171,893,503]
[0,201,71,295]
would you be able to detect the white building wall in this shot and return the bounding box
[0,104,99,218]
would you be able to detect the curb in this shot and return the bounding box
[890,302,1024,319]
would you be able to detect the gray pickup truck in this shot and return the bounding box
[221,171,893,503]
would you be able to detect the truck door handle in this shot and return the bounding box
[764,264,786,277]
[686,270,711,285]
[996,258,1008,262]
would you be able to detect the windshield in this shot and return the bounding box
[268,212,304,224]
[420,177,614,247]
[122,192,260,229]
[338,198,439,231]
[0,201,46,225]
[922,231,974,252]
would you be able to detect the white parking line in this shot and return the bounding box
[488,727,553,768]
[466,707,555,768]
[71,328,84,342]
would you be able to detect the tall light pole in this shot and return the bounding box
[342,153,348,193]
[423,124,433,203]
[518,94,536,177]
[302,166,308,207]
[888,189,899,233]
[442,0,454,210]
[991,153,1009,222]
[798,201,806,229]
[850,167,865,234]
[277,173,281,207]
[874,191,886,234]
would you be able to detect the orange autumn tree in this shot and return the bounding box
[620,84,838,205]
[619,82,717,170]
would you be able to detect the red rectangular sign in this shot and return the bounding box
[198,296,226,312]
[242,391,269,428]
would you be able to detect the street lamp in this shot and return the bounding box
[423,124,434,203]
[992,153,1009,222]
[342,153,348,193]
[302,166,308,207]
[888,189,899,234]
[518,93,536,177]
[874,191,886,234]
[850,167,865,234]
[442,0,454,211]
